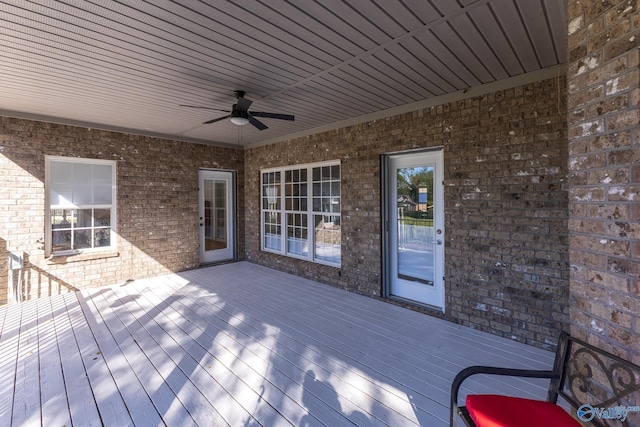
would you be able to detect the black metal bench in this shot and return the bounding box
[450,332,640,427]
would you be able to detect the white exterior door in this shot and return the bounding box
[386,150,445,310]
[199,170,235,264]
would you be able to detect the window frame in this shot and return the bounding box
[260,160,341,267]
[45,156,117,257]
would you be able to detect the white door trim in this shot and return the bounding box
[199,169,236,264]
[382,149,445,311]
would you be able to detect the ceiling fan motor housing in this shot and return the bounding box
[231,107,248,119]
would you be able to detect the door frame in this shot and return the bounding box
[198,168,237,264]
[381,147,445,311]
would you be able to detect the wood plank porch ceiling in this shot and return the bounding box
[0,262,556,426]
[0,0,566,147]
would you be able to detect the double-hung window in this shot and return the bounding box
[45,156,116,256]
[261,161,341,266]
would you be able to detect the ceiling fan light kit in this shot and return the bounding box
[182,90,294,130]
[230,109,249,126]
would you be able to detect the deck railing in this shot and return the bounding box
[398,218,434,250]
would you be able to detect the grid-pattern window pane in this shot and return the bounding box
[285,168,308,257]
[47,158,115,255]
[314,215,341,264]
[262,171,281,210]
[312,165,340,264]
[263,212,281,251]
[284,168,308,211]
[262,171,282,251]
[261,162,340,266]
[287,213,308,256]
[215,182,226,240]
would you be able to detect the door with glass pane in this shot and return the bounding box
[199,170,235,264]
[385,150,444,310]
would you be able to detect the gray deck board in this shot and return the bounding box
[57,293,102,427]
[12,299,41,426]
[122,282,313,426]
[67,292,132,427]
[0,262,558,426]
[81,291,166,427]
[98,285,224,427]
[173,269,440,425]
[37,296,71,427]
[0,298,23,426]
[88,287,199,426]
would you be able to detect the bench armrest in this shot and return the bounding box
[450,366,559,427]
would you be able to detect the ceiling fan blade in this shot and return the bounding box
[180,104,229,112]
[203,114,231,124]
[236,96,252,112]
[248,115,268,130]
[250,112,295,121]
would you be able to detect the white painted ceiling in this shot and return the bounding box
[0,0,566,148]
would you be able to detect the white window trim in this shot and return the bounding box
[261,160,341,267]
[45,156,117,257]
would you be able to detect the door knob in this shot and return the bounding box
[436,239,443,245]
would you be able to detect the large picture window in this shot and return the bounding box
[46,157,116,256]
[261,161,341,266]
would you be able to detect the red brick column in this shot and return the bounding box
[566,0,639,361]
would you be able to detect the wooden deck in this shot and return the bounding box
[0,262,557,426]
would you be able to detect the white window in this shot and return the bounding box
[261,161,341,266]
[45,156,116,256]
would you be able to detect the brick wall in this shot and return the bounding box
[567,0,640,362]
[0,117,244,303]
[245,76,569,350]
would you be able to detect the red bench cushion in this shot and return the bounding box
[466,394,580,427]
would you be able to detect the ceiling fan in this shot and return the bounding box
[181,90,294,130]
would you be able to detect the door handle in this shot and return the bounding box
[436,239,443,245]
